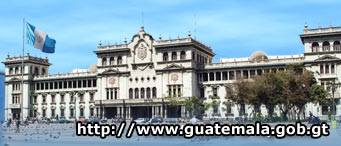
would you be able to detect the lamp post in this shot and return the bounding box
[144,98,152,120]
[327,81,338,120]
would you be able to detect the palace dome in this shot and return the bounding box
[88,64,97,73]
[249,51,268,62]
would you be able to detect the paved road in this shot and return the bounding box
[0,123,340,146]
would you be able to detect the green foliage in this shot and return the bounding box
[225,67,329,122]
[184,96,205,118]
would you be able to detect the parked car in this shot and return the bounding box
[100,119,108,123]
[308,116,321,124]
[58,119,70,124]
[135,118,148,124]
[89,119,100,123]
[112,118,124,124]
[164,118,179,123]
[78,119,89,123]
[149,118,163,124]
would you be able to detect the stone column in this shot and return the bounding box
[117,107,120,118]
[152,106,155,118]
[248,70,250,79]
[164,106,168,119]
[160,105,163,118]
[127,106,131,119]
[181,105,185,118]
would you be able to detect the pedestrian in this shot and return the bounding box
[16,119,21,133]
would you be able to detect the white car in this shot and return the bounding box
[134,118,147,123]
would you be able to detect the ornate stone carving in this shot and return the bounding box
[109,77,116,85]
[171,73,179,82]
[137,44,147,60]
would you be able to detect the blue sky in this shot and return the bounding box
[1,0,341,74]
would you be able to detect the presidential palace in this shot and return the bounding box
[3,25,341,121]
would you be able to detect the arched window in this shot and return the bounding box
[180,51,186,60]
[312,42,319,52]
[141,88,145,98]
[109,57,114,65]
[322,41,330,51]
[42,68,46,75]
[34,67,39,75]
[102,57,107,66]
[135,88,139,99]
[172,52,177,60]
[9,67,13,74]
[15,67,18,74]
[163,52,168,61]
[117,56,122,65]
[334,41,341,51]
[152,87,157,98]
[146,87,151,98]
[129,88,133,99]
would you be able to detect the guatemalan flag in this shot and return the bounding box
[26,22,56,53]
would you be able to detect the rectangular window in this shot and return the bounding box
[78,80,82,88]
[70,109,74,117]
[36,83,40,90]
[93,79,97,87]
[52,95,55,103]
[325,65,329,74]
[73,81,77,88]
[42,110,46,117]
[51,109,55,117]
[331,64,335,73]
[88,80,92,87]
[216,72,221,81]
[80,94,84,102]
[203,73,208,82]
[90,93,94,101]
[50,82,54,89]
[61,95,64,102]
[61,109,64,117]
[83,80,87,88]
[54,82,58,89]
[106,89,109,100]
[114,89,118,99]
[68,81,72,88]
[222,72,228,80]
[80,109,84,117]
[243,70,248,79]
[236,70,241,79]
[213,87,218,97]
[209,72,214,81]
[320,65,324,74]
[229,71,235,80]
[42,96,46,103]
[45,83,49,90]
[59,81,62,89]
[64,81,67,89]
[250,70,256,78]
[178,87,181,96]
[110,89,113,99]
[257,70,263,76]
[90,108,94,116]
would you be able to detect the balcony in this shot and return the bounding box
[9,104,20,109]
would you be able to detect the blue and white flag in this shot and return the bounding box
[26,22,56,53]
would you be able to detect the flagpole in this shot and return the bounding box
[21,18,25,121]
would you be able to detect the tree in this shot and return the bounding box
[165,93,181,118]
[252,72,285,119]
[225,80,250,118]
[184,96,205,119]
